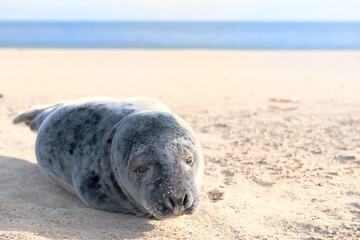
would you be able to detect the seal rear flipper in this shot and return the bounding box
[13,104,61,131]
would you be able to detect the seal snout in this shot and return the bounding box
[164,190,194,215]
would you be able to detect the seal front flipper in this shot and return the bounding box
[46,170,78,197]
[13,104,62,131]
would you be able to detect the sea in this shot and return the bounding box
[0,21,359,50]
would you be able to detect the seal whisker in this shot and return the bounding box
[123,212,149,222]
[150,219,164,229]
[195,209,213,229]
[122,212,152,227]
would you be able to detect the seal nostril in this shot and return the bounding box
[169,196,175,209]
[165,191,194,214]
[183,192,194,209]
[183,193,188,207]
[164,197,173,211]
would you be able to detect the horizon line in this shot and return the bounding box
[1,19,360,23]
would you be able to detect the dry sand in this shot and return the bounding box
[0,49,359,239]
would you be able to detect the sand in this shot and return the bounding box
[0,49,359,239]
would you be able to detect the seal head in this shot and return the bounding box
[111,110,203,219]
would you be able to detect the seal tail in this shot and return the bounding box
[13,104,60,131]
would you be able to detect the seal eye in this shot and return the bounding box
[137,165,148,175]
[185,157,193,165]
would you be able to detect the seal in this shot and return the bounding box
[13,97,204,219]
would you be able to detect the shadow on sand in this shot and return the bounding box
[0,155,155,239]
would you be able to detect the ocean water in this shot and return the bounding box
[0,21,359,50]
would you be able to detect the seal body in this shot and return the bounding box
[13,97,204,219]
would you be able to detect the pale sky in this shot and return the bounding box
[0,0,360,21]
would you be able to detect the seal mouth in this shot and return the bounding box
[151,210,186,220]
[150,204,197,220]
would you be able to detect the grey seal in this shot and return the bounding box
[13,97,204,219]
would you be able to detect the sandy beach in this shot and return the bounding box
[0,49,360,239]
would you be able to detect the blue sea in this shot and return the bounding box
[0,21,359,50]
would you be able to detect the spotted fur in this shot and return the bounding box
[13,97,204,219]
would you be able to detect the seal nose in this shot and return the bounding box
[164,191,194,214]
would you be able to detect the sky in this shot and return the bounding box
[0,0,360,21]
